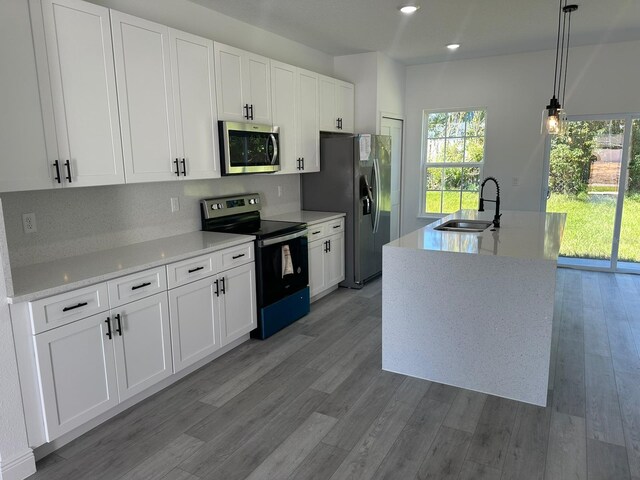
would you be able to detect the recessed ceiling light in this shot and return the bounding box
[446,43,461,50]
[399,5,419,14]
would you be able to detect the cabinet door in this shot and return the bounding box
[308,239,327,298]
[336,80,355,133]
[326,233,345,287]
[169,29,219,180]
[219,263,257,346]
[168,276,221,372]
[245,52,272,124]
[112,293,172,401]
[319,75,337,132]
[296,69,320,172]
[271,61,297,174]
[214,43,246,122]
[34,313,118,441]
[40,0,124,188]
[112,11,177,183]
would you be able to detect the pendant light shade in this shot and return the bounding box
[543,1,578,135]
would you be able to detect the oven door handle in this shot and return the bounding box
[258,229,307,247]
[268,133,278,165]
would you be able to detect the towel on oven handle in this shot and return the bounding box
[282,244,294,277]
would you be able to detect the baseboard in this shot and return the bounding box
[0,449,36,480]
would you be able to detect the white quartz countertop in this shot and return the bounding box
[8,231,255,303]
[264,210,345,225]
[387,210,565,261]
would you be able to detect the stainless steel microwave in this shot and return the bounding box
[219,121,280,175]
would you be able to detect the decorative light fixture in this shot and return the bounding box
[399,5,419,14]
[446,43,461,51]
[542,0,579,135]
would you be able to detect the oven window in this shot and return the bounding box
[257,236,309,307]
[229,130,277,167]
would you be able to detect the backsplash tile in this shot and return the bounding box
[0,175,300,268]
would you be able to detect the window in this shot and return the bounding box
[421,109,486,215]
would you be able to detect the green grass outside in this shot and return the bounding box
[426,191,478,214]
[547,193,640,263]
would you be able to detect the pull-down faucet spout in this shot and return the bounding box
[478,177,501,228]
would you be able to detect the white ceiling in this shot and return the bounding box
[188,0,640,65]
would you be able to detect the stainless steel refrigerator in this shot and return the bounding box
[302,134,391,289]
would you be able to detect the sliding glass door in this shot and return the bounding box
[543,115,640,272]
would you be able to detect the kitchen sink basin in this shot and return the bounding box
[434,219,493,233]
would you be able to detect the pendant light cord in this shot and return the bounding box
[552,0,563,98]
[557,0,568,104]
[561,7,573,106]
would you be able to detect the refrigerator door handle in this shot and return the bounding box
[372,158,381,234]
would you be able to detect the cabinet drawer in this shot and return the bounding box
[220,242,254,271]
[326,218,344,235]
[166,253,217,289]
[107,267,167,308]
[29,283,110,334]
[307,224,326,241]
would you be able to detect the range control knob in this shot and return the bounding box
[217,203,223,209]
[249,198,256,205]
[211,204,217,210]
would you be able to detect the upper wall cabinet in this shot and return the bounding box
[30,0,125,189]
[271,62,320,174]
[169,30,220,180]
[319,75,354,133]
[214,43,272,124]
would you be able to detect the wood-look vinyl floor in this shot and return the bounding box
[29,269,640,480]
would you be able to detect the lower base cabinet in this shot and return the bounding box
[308,231,345,299]
[34,292,171,440]
[168,261,256,373]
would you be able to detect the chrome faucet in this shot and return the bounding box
[479,176,501,228]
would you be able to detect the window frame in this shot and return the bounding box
[419,107,487,218]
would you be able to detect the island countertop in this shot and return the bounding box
[388,210,566,261]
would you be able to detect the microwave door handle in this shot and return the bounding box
[268,133,278,165]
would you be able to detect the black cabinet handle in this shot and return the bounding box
[174,158,180,176]
[64,160,72,182]
[214,279,219,297]
[312,230,321,235]
[220,277,226,294]
[114,313,122,336]
[131,282,151,291]
[328,239,332,252]
[296,158,300,170]
[324,240,328,253]
[249,104,254,120]
[188,266,205,273]
[301,157,305,170]
[333,225,341,229]
[62,302,88,312]
[53,160,61,183]
[181,158,187,176]
[105,317,112,339]
[243,104,249,119]
[232,253,245,259]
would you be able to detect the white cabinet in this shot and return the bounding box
[111,11,177,184]
[34,312,119,440]
[307,218,346,300]
[112,293,172,401]
[167,244,256,372]
[169,29,220,179]
[32,0,125,188]
[319,75,354,133]
[271,62,319,174]
[214,42,271,124]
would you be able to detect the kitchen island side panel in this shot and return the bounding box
[382,245,557,406]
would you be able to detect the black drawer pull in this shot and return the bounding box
[131,282,151,291]
[114,313,122,336]
[333,225,341,229]
[312,230,321,235]
[63,302,88,312]
[105,317,112,339]
[188,266,205,273]
[232,253,245,259]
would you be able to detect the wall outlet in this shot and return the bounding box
[170,197,180,213]
[23,213,37,233]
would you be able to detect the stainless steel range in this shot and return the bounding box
[201,193,309,339]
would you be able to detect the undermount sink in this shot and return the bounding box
[434,219,493,233]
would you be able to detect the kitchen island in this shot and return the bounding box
[382,210,565,406]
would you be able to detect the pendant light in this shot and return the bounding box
[542,0,578,135]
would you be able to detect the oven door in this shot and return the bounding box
[256,230,309,308]
[219,121,280,175]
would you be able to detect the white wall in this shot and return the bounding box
[402,39,640,234]
[377,53,406,121]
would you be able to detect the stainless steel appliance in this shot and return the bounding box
[219,121,280,175]
[302,134,391,288]
[201,193,309,339]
